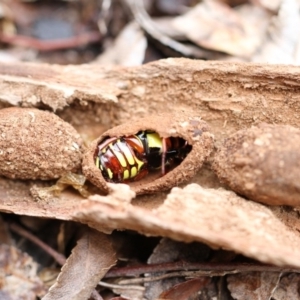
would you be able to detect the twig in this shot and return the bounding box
[105,261,300,278]
[118,271,214,285]
[0,31,101,52]
[9,222,66,266]
[90,289,104,300]
[10,222,103,299]
[98,281,144,291]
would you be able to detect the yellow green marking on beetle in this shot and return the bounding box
[107,168,113,179]
[95,157,100,169]
[131,166,137,177]
[146,132,163,150]
[123,169,129,179]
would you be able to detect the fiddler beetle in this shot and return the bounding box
[94,131,192,183]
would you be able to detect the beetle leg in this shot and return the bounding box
[161,137,167,175]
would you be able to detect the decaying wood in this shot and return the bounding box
[213,124,300,206]
[75,184,300,267]
[1,58,300,267]
[1,59,300,141]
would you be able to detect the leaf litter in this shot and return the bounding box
[0,243,46,299]
[42,228,116,300]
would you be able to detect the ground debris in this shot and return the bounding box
[0,243,47,299]
[43,228,116,300]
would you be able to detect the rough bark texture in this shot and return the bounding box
[73,184,300,267]
[213,124,300,206]
[1,59,300,266]
[1,58,300,143]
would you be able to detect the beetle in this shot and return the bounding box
[94,131,192,183]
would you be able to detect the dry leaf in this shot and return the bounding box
[227,272,281,300]
[272,273,300,299]
[172,1,269,58]
[255,0,282,12]
[125,0,220,59]
[145,238,210,299]
[95,21,147,66]
[148,238,211,264]
[42,228,116,300]
[253,0,300,64]
[158,278,211,300]
[0,243,46,299]
[109,284,145,300]
[150,17,186,40]
[259,0,300,63]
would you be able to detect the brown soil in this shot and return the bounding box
[213,123,300,206]
[0,107,83,180]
